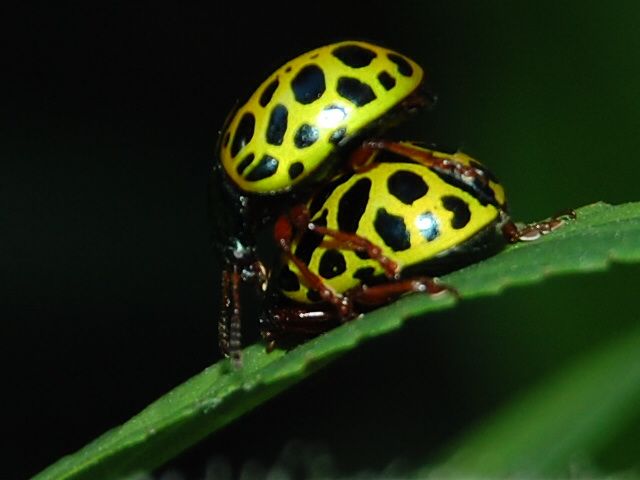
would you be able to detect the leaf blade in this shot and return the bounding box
[34,201,640,480]
[420,321,640,477]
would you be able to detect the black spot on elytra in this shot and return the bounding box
[319,249,347,279]
[289,162,304,179]
[338,178,371,233]
[292,65,326,104]
[329,127,347,145]
[259,79,279,107]
[230,112,255,158]
[387,170,428,205]
[353,266,375,283]
[222,131,230,147]
[374,208,411,251]
[278,265,300,292]
[388,53,413,76]
[308,174,353,217]
[337,77,377,107]
[377,71,396,90]
[307,289,322,302]
[294,124,319,148]
[332,44,377,68]
[442,195,471,229]
[355,250,370,260]
[245,155,279,181]
[236,153,254,175]
[295,210,327,265]
[266,104,288,146]
[416,211,440,241]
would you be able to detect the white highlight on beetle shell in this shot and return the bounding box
[317,105,348,129]
[415,212,439,241]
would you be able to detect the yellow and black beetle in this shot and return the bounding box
[260,143,573,349]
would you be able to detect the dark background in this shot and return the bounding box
[4,3,640,478]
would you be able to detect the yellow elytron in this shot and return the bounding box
[219,41,425,194]
[279,144,508,303]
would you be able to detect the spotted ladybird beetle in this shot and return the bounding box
[213,41,436,361]
[260,143,574,348]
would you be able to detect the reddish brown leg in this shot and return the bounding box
[228,265,242,366]
[350,139,489,185]
[219,264,243,366]
[219,268,231,357]
[287,204,400,279]
[261,276,456,351]
[502,209,577,243]
[348,145,379,173]
[219,259,267,366]
[274,213,353,318]
[349,276,457,307]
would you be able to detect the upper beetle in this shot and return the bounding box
[219,40,428,195]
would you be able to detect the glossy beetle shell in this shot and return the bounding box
[278,146,507,303]
[219,41,424,194]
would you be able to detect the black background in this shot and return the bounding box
[5,3,640,479]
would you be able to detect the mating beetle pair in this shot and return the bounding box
[213,40,570,362]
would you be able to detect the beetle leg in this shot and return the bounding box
[287,204,400,280]
[274,212,354,318]
[218,262,243,366]
[502,209,577,243]
[351,139,490,185]
[261,276,457,351]
[348,276,457,307]
[219,257,266,366]
[227,264,243,366]
[219,267,231,358]
[348,144,379,173]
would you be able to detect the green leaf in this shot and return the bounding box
[419,321,640,478]
[34,201,640,480]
